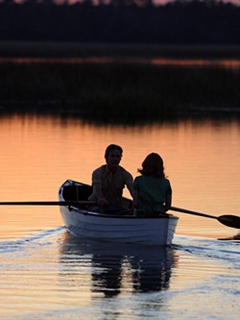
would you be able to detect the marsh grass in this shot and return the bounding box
[1,43,240,122]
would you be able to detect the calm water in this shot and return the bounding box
[0,114,239,319]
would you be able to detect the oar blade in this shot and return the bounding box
[218,215,240,229]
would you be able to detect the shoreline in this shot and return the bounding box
[1,101,240,124]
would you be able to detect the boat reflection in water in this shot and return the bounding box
[59,232,178,297]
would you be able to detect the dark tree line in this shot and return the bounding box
[0,0,240,44]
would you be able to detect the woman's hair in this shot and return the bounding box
[138,153,165,178]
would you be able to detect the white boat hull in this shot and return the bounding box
[59,180,179,246]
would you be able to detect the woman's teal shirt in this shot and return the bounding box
[133,175,172,213]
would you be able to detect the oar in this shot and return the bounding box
[170,206,240,229]
[0,201,96,206]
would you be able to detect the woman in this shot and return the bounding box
[133,153,172,217]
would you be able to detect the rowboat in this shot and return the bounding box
[58,179,179,246]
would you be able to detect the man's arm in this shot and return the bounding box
[88,168,108,205]
[124,170,134,199]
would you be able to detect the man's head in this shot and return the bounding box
[104,144,123,171]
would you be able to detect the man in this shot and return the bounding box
[88,144,134,213]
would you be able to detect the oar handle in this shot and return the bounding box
[0,201,96,206]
